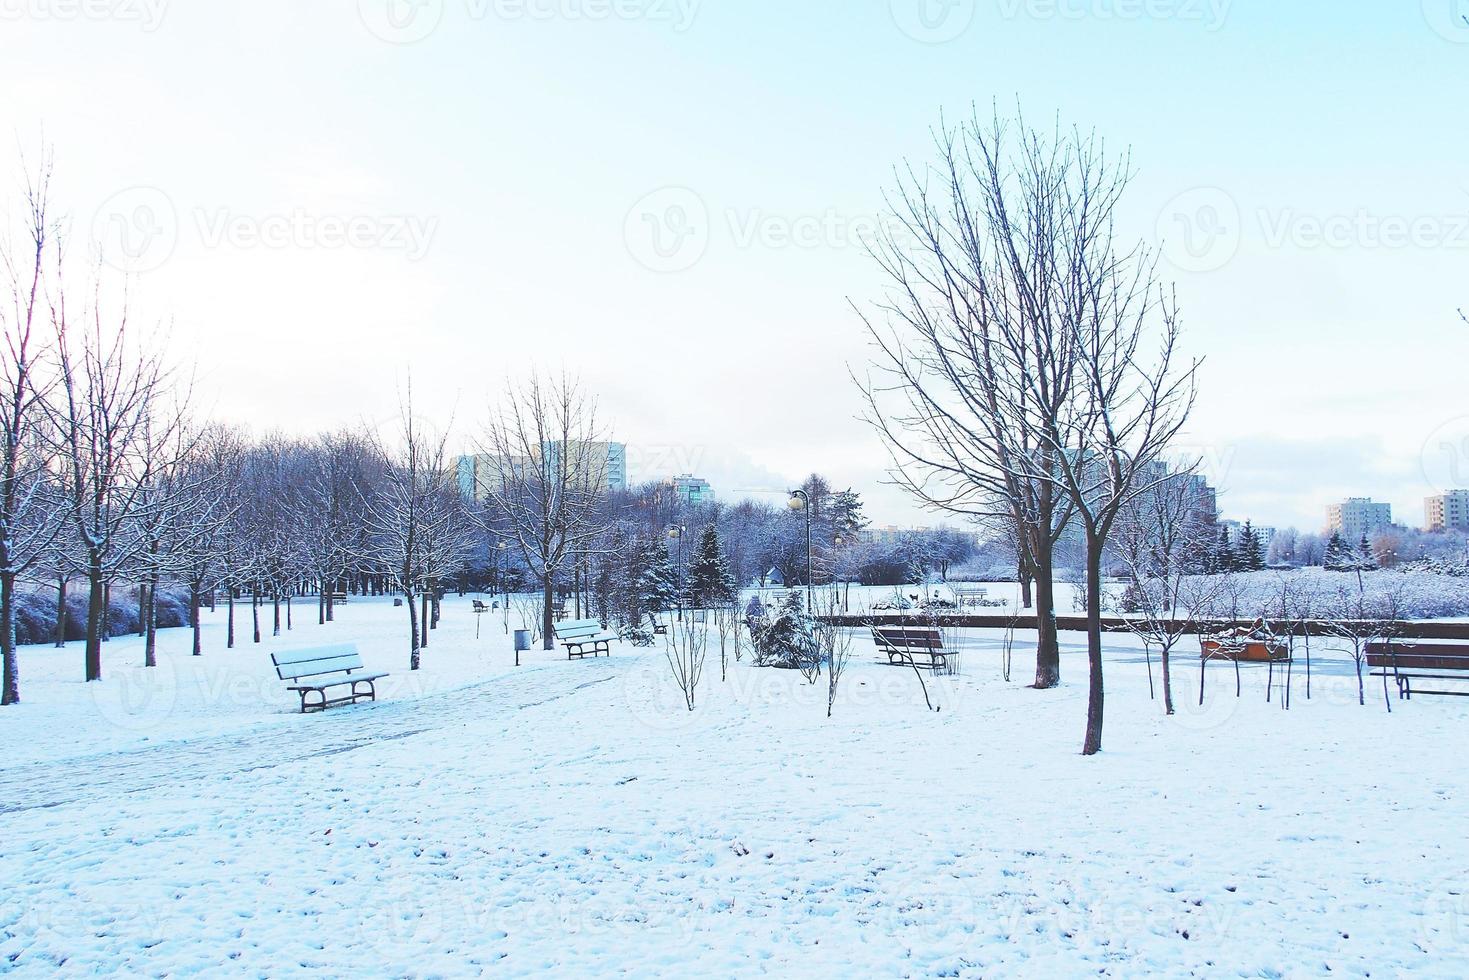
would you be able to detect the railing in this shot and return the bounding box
[817,612,1469,641]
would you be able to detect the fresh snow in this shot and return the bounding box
[2,592,1468,977]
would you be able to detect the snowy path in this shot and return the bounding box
[0,663,618,816]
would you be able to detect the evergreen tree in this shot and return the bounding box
[1217,525,1236,572]
[1323,531,1347,571]
[1239,521,1265,571]
[686,525,736,607]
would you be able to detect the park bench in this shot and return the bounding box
[329,592,349,604]
[1367,641,1469,700]
[271,643,388,713]
[648,615,668,636]
[472,599,490,614]
[554,618,618,660]
[872,626,955,672]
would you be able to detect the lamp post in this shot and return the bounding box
[788,489,812,608]
[667,524,686,621]
[834,534,848,612]
[497,540,509,634]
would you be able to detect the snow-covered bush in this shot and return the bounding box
[1182,569,1469,622]
[751,591,820,672]
[12,583,191,645]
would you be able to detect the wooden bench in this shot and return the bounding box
[329,592,349,603]
[271,644,388,713]
[649,615,668,636]
[554,618,618,660]
[472,599,490,614]
[873,626,955,672]
[1368,642,1469,700]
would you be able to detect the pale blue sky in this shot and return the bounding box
[2,0,1466,531]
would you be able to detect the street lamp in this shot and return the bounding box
[497,540,509,634]
[788,489,812,608]
[667,524,686,620]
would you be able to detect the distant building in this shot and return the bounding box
[457,440,627,501]
[668,474,713,506]
[1426,490,1469,533]
[1326,498,1392,542]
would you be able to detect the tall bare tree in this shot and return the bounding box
[858,107,1081,689]
[363,391,461,670]
[49,275,192,682]
[0,151,66,704]
[478,373,611,650]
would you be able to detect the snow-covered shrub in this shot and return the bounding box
[751,591,821,672]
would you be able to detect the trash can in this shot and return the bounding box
[514,629,531,652]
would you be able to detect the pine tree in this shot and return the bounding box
[1217,525,1236,572]
[1239,521,1265,571]
[1323,531,1347,571]
[686,525,735,608]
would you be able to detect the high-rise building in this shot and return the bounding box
[1425,490,1469,533]
[668,474,713,505]
[1326,498,1392,541]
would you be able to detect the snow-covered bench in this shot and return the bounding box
[554,619,618,660]
[873,626,954,672]
[271,644,388,713]
[1367,642,1469,700]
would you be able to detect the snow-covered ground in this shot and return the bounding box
[3,595,1468,976]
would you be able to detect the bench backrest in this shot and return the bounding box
[874,627,947,650]
[272,644,366,682]
[555,619,606,640]
[472,600,488,611]
[1366,642,1469,671]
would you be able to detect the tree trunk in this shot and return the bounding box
[1161,642,1175,715]
[286,593,292,631]
[1,572,18,705]
[407,586,421,670]
[252,592,261,644]
[1031,545,1060,689]
[190,583,202,656]
[1081,539,1105,756]
[53,575,67,648]
[85,565,104,681]
[1019,563,1033,610]
[227,592,236,649]
[138,581,148,637]
[420,591,430,649]
[102,581,112,642]
[318,587,325,626]
[542,574,555,650]
[144,573,158,668]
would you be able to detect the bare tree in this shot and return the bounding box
[362,391,459,671]
[663,615,707,712]
[49,272,192,682]
[478,373,611,650]
[857,106,1082,690]
[1113,470,1220,715]
[0,151,66,704]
